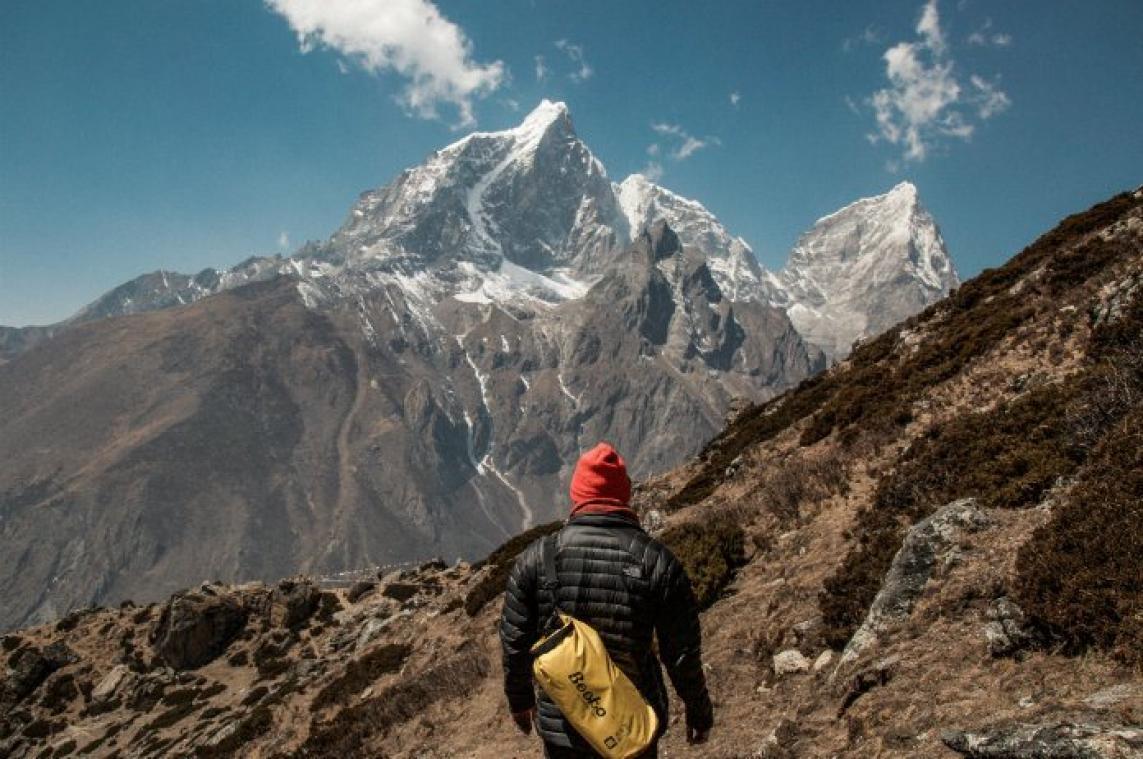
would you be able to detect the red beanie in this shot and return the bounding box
[569,442,632,515]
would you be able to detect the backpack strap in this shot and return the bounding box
[539,533,562,630]
[626,529,651,569]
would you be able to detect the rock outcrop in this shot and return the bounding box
[834,498,989,673]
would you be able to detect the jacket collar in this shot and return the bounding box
[566,512,644,530]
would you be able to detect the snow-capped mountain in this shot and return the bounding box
[0,102,822,630]
[616,173,765,302]
[761,182,959,360]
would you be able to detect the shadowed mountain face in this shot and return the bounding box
[0,218,818,630]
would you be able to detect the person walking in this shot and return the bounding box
[500,442,714,757]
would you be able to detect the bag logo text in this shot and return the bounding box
[567,671,607,717]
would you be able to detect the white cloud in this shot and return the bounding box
[967,18,1012,47]
[843,25,883,52]
[647,122,719,163]
[675,136,708,160]
[863,0,1010,162]
[970,74,1011,118]
[265,0,505,128]
[534,54,548,81]
[554,39,593,83]
[641,161,664,182]
[730,91,741,107]
[278,231,290,249]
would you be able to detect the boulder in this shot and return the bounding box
[269,579,320,629]
[3,647,52,703]
[835,498,989,675]
[812,650,835,673]
[150,590,248,670]
[381,583,420,603]
[942,720,1143,758]
[772,650,811,677]
[984,597,1038,658]
[346,581,376,604]
[92,665,130,702]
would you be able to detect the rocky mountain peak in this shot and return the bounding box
[763,181,959,360]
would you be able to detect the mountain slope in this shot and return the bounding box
[0,216,817,631]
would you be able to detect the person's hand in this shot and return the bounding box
[511,707,536,735]
[686,724,710,744]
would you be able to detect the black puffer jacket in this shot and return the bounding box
[500,513,713,750]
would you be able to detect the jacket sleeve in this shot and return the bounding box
[652,546,714,731]
[499,542,541,713]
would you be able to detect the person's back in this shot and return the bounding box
[500,443,714,757]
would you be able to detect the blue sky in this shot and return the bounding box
[1,0,1141,326]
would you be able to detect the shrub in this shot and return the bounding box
[750,452,850,524]
[310,643,411,712]
[1014,407,1143,665]
[463,521,563,616]
[660,514,747,609]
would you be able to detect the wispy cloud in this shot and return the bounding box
[554,39,593,83]
[729,91,741,108]
[862,0,1010,162]
[843,25,883,52]
[641,161,664,182]
[264,0,505,128]
[650,122,719,160]
[970,74,1010,118]
[967,18,1011,47]
[534,54,547,82]
[277,231,290,250]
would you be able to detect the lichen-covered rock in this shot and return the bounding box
[150,591,248,670]
[835,499,989,674]
[772,650,811,676]
[984,597,1038,658]
[941,720,1143,758]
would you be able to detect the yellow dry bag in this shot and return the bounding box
[529,534,658,759]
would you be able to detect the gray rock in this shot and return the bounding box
[150,590,248,670]
[772,650,811,676]
[812,650,834,673]
[941,720,1143,758]
[984,597,1038,658]
[92,665,131,701]
[1084,685,1141,711]
[269,578,320,629]
[835,498,989,675]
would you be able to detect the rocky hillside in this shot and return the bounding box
[2,187,1139,757]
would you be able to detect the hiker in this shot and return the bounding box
[500,442,714,757]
